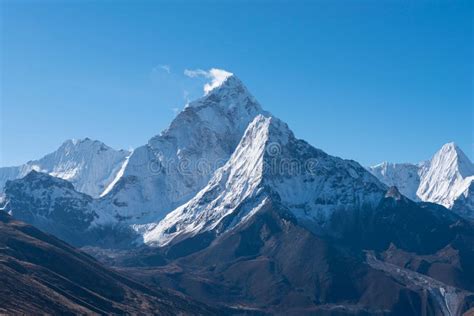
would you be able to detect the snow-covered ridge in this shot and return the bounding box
[143,114,386,246]
[370,142,474,218]
[143,115,272,245]
[368,162,427,201]
[0,138,130,197]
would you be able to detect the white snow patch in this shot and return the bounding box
[100,152,132,197]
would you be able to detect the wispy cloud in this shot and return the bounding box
[152,64,171,74]
[184,69,208,78]
[184,68,233,94]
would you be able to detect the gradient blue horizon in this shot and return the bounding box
[1,0,472,167]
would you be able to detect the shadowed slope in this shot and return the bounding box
[0,211,215,315]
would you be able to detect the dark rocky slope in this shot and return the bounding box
[100,190,474,315]
[0,211,215,315]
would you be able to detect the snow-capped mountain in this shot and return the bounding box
[96,74,266,225]
[417,142,474,208]
[0,75,388,248]
[143,114,386,246]
[2,69,473,315]
[121,116,474,315]
[0,73,268,243]
[0,170,97,242]
[0,170,142,247]
[0,138,130,197]
[370,142,474,219]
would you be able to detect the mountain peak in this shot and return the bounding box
[416,142,474,209]
[14,170,75,190]
[433,142,474,178]
[438,142,462,160]
[203,68,234,94]
[143,114,386,246]
[370,142,474,218]
[206,72,244,95]
[186,72,262,113]
[105,74,267,226]
[0,138,130,198]
[242,114,292,148]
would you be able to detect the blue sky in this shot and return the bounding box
[1,0,472,167]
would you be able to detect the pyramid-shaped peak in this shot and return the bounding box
[187,70,262,112]
[433,142,474,177]
[204,68,235,94]
[417,142,474,207]
[438,142,466,157]
[207,72,249,96]
[439,142,461,155]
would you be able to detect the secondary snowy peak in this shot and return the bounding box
[427,142,474,178]
[99,73,266,225]
[143,115,386,246]
[0,138,130,197]
[417,142,474,209]
[0,171,96,240]
[7,169,78,191]
[369,142,474,219]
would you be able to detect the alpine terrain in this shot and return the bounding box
[0,210,216,314]
[1,72,473,315]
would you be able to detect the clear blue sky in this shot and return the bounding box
[1,0,472,167]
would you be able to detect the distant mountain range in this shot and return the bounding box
[369,142,474,219]
[1,72,473,315]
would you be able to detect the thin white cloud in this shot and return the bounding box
[159,65,171,74]
[152,64,171,74]
[184,68,233,94]
[184,69,208,78]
